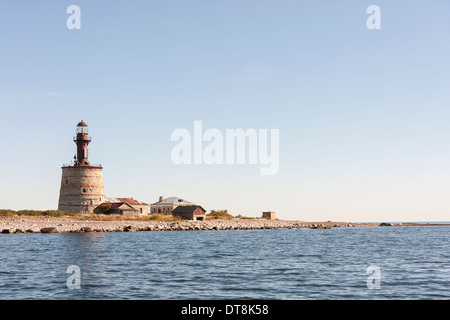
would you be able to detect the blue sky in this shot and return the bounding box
[0,1,449,221]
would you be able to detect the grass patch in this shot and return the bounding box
[0,210,189,222]
[206,209,234,220]
[0,209,16,216]
[74,213,184,222]
[0,209,78,217]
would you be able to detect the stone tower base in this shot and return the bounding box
[58,166,105,214]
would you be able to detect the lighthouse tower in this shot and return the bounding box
[58,121,105,213]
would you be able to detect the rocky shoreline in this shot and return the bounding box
[0,216,411,234]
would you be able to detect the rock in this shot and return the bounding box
[15,229,24,234]
[310,225,331,229]
[80,227,93,232]
[25,229,34,233]
[380,222,392,226]
[40,227,59,233]
[1,229,13,234]
[123,225,137,232]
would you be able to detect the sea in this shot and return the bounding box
[0,225,449,300]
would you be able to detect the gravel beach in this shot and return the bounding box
[0,216,389,234]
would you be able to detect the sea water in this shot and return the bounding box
[0,226,449,299]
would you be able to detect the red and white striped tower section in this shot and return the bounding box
[58,121,105,213]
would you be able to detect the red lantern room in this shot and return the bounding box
[74,120,91,166]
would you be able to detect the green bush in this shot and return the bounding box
[96,203,112,214]
[207,209,234,219]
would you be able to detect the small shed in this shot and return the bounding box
[109,202,139,216]
[262,211,276,220]
[94,202,139,217]
[113,197,149,215]
[172,205,206,221]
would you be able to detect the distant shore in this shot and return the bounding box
[0,215,448,234]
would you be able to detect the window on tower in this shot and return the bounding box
[76,126,88,134]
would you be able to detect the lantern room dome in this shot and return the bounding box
[77,120,88,127]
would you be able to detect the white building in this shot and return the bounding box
[150,196,195,214]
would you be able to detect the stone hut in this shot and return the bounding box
[94,197,149,216]
[172,205,206,221]
[106,202,139,216]
[262,211,276,220]
[108,197,149,215]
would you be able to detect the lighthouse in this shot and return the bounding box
[58,121,105,213]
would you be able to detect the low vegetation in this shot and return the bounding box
[0,209,184,222]
[0,209,259,221]
[95,203,112,214]
[236,215,259,220]
[0,209,78,217]
[206,209,235,220]
[77,213,184,222]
